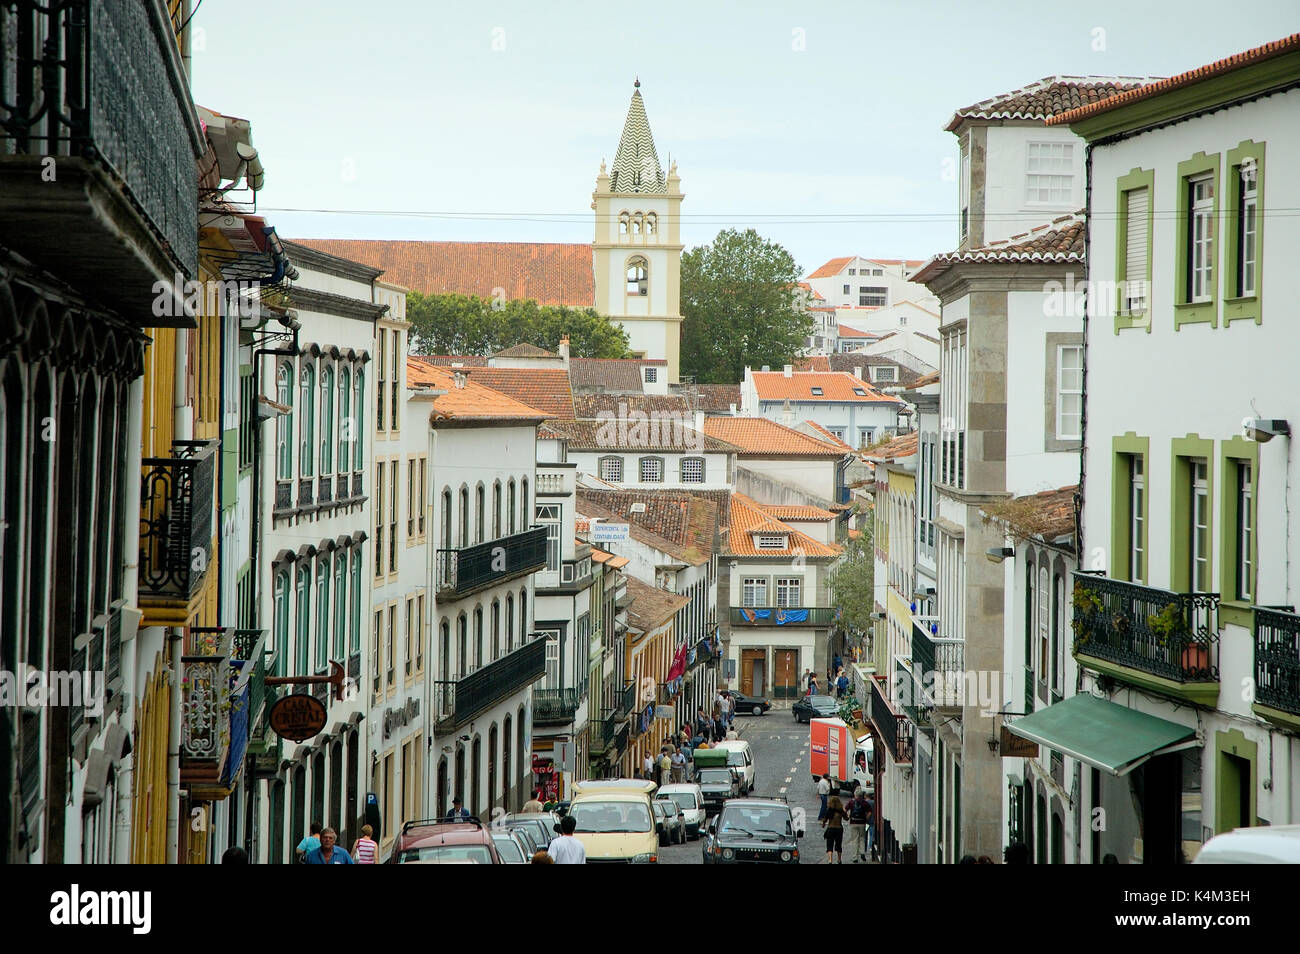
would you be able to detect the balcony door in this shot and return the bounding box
[774,648,798,699]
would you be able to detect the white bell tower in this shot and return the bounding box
[591,79,684,383]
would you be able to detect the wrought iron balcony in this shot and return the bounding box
[318,475,333,505]
[1254,607,1300,729]
[590,708,628,753]
[274,479,293,513]
[867,675,913,765]
[617,680,637,719]
[337,474,351,501]
[0,0,204,322]
[533,687,582,725]
[1072,574,1220,703]
[433,636,546,731]
[730,606,836,626]
[910,615,963,708]
[436,526,548,598]
[298,477,314,508]
[139,440,218,602]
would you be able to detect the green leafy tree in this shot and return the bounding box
[405,292,632,358]
[829,521,875,634]
[680,228,813,384]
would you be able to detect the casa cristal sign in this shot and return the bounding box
[268,694,328,742]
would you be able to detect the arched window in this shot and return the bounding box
[619,211,630,235]
[320,365,334,475]
[491,600,501,662]
[474,606,484,671]
[626,257,648,296]
[441,489,452,549]
[315,559,329,671]
[507,480,517,534]
[502,715,512,809]
[296,563,311,673]
[353,368,365,471]
[273,569,290,676]
[505,594,515,654]
[338,367,351,471]
[521,478,529,528]
[631,213,642,234]
[351,549,362,654]
[458,486,469,547]
[277,362,294,479]
[439,620,451,685]
[475,483,485,544]
[457,614,467,677]
[299,364,315,477]
[492,480,502,539]
[333,551,347,658]
[519,589,528,644]
[646,212,657,234]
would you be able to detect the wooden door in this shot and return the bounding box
[774,649,798,699]
[741,649,764,696]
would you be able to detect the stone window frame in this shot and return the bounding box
[1043,332,1083,452]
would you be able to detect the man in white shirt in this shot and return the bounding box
[547,815,587,864]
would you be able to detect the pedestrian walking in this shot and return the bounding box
[816,773,831,821]
[695,707,711,741]
[352,824,379,864]
[808,674,819,696]
[722,691,735,727]
[671,746,687,783]
[522,790,544,813]
[846,790,869,862]
[836,672,849,699]
[658,748,673,787]
[445,796,471,821]
[303,826,355,865]
[547,815,587,864]
[643,752,655,780]
[725,723,740,741]
[822,796,847,863]
[295,821,322,862]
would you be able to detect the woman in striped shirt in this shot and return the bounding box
[353,825,379,864]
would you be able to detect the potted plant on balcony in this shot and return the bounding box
[1071,582,1105,648]
[1147,602,1207,674]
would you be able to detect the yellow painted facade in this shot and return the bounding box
[131,655,171,864]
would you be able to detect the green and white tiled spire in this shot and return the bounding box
[610,78,666,195]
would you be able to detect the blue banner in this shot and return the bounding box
[776,609,809,625]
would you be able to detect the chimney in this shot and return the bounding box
[783,364,793,378]
[760,365,770,373]
[453,370,467,389]
[854,366,863,380]
[782,399,793,427]
[558,335,570,364]
[694,410,705,433]
[728,402,737,417]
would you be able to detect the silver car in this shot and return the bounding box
[653,798,686,845]
[491,829,533,863]
[656,784,707,839]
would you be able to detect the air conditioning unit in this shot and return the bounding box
[630,502,646,513]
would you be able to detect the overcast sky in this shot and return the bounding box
[190,1,1299,276]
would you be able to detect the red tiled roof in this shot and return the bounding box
[569,357,663,392]
[837,325,876,339]
[906,371,939,389]
[758,504,837,521]
[460,367,574,418]
[693,384,742,414]
[982,485,1079,542]
[542,418,738,453]
[410,354,489,367]
[624,576,692,631]
[807,256,854,279]
[822,355,927,388]
[802,421,854,452]
[727,493,841,559]
[945,76,1150,131]
[864,431,918,461]
[494,343,559,358]
[576,489,728,565]
[750,371,902,404]
[702,417,846,458]
[573,393,693,419]
[289,239,595,307]
[404,360,551,422]
[1047,34,1300,126]
[912,214,1085,284]
[796,356,832,373]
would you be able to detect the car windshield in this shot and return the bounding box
[396,844,493,863]
[720,807,793,837]
[660,793,699,812]
[697,769,733,784]
[569,802,652,834]
[811,696,836,706]
[492,836,525,863]
[505,819,551,842]
[725,752,745,767]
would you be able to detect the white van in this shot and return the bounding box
[1194,824,1300,863]
[712,740,755,795]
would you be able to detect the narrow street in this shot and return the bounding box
[656,708,865,865]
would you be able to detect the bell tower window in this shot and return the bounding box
[626,257,648,296]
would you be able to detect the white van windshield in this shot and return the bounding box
[726,751,745,767]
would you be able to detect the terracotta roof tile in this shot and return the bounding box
[405,360,551,423]
[573,393,693,419]
[542,419,737,453]
[864,431,918,461]
[750,371,902,405]
[807,256,854,279]
[758,504,837,521]
[569,357,663,392]
[982,485,1079,543]
[494,343,559,358]
[946,76,1150,131]
[289,239,594,307]
[702,417,846,458]
[410,354,490,367]
[836,325,877,339]
[576,489,729,565]
[912,215,1085,284]
[693,384,743,414]
[795,356,832,373]
[1047,34,1300,126]
[624,576,692,631]
[802,421,854,452]
[906,371,940,389]
[822,354,925,388]
[727,493,842,559]
[408,358,574,418]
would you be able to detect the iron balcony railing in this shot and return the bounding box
[1071,573,1220,683]
[1254,607,1300,717]
[730,606,836,626]
[868,675,913,765]
[436,526,548,597]
[0,0,200,280]
[909,615,964,708]
[139,440,218,601]
[617,681,637,719]
[180,627,233,786]
[533,687,581,725]
[590,708,629,753]
[434,637,546,730]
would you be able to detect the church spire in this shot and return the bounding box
[610,79,665,195]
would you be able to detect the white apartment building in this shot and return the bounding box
[542,417,737,492]
[804,256,937,312]
[741,367,906,453]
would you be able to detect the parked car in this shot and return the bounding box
[656,783,707,839]
[491,829,532,863]
[712,740,756,794]
[702,798,803,864]
[568,790,659,863]
[792,694,840,724]
[499,813,560,851]
[391,817,503,864]
[729,690,771,715]
[654,798,686,845]
[695,765,741,813]
[505,824,542,856]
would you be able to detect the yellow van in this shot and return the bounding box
[571,778,657,797]
[567,789,658,864]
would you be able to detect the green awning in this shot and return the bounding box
[1005,693,1198,776]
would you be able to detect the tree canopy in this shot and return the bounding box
[829,521,875,635]
[405,292,633,358]
[680,228,813,384]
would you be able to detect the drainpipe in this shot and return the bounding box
[165,625,183,864]
[115,374,145,863]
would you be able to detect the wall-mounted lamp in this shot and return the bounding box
[986,546,1015,564]
[1245,418,1291,443]
[987,735,1000,753]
